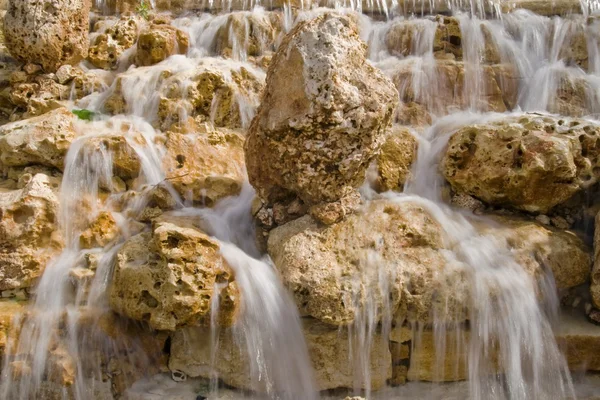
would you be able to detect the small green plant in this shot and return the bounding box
[72,109,96,121]
[136,0,151,20]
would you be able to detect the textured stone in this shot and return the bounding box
[135,24,189,67]
[168,317,391,391]
[214,11,283,58]
[375,126,418,192]
[162,123,245,205]
[591,211,600,309]
[4,0,90,72]
[0,174,63,291]
[245,13,397,207]
[442,114,600,213]
[0,108,77,170]
[108,215,239,331]
[88,16,143,70]
[78,211,120,249]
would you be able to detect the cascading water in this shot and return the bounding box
[3,1,600,399]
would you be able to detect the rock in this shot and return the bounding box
[245,13,397,208]
[442,114,600,213]
[0,300,25,361]
[214,11,283,59]
[556,309,600,372]
[78,211,120,249]
[4,0,90,72]
[82,134,141,180]
[0,108,77,170]
[0,174,63,291]
[168,317,391,391]
[162,123,245,205]
[591,211,600,309]
[483,215,590,290]
[267,199,468,325]
[135,24,189,67]
[375,126,418,192]
[157,61,264,130]
[108,215,239,331]
[88,16,143,70]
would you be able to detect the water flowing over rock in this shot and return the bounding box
[0,174,62,291]
[442,114,600,213]
[245,13,398,208]
[135,24,190,66]
[88,15,144,70]
[0,108,77,170]
[108,215,239,331]
[375,126,418,192]
[168,318,391,391]
[162,123,246,205]
[4,0,90,72]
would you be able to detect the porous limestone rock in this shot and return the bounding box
[0,108,77,170]
[135,24,189,67]
[442,114,600,213]
[88,16,143,70]
[108,215,239,331]
[162,123,245,205]
[168,318,391,391]
[269,198,591,326]
[78,211,120,249]
[4,0,90,72]
[245,13,398,207]
[214,11,283,58]
[82,134,142,180]
[268,199,469,325]
[158,62,264,130]
[0,174,63,291]
[591,211,600,309]
[0,300,25,361]
[375,126,418,192]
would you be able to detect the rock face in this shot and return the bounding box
[168,318,391,391]
[135,24,189,66]
[162,124,246,205]
[108,215,239,331]
[0,108,77,170]
[4,0,90,72]
[268,198,591,326]
[375,126,418,192]
[245,13,398,207]
[214,12,282,58]
[442,114,600,213]
[0,174,63,291]
[88,16,143,70]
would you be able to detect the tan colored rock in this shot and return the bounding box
[0,108,77,170]
[157,62,264,130]
[135,24,189,67]
[442,114,600,213]
[484,215,590,290]
[82,134,142,180]
[0,174,63,291]
[4,0,89,72]
[591,211,600,309]
[245,13,397,207]
[0,300,25,360]
[88,16,143,70]
[79,211,120,249]
[108,215,239,331]
[268,199,469,325]
[162,123,245,205]
[215,11,283,58]
[556,309,600,372]
[375,126,418,192]
[168,317,391,391]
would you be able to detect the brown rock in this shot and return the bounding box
[4,0,90,72]
[79,211,120,249]
[135,24,189,67]
[245,13,398,208]
[375,126,418,192]
[88,16,143,70]
[442,114,600,213]
[108,215,239,331]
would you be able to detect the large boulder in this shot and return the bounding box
[442,114,600,213]
[4,0,90,72]
[168,318,391,391]
[245,13,398,207]
[108,215,239,331]
[268,198,591,326]
[135,24,189,67]
[0,108,77,170]
[162,123,246,206]
[0,173,63,291]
